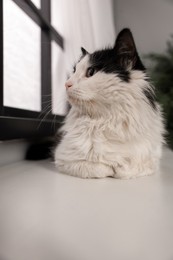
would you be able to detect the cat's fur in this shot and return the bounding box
[54,28,165,179]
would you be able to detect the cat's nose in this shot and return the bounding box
[65,80,73,89]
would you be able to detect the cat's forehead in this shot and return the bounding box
[91,49,114,59]
[90,48,115,67]
[76,48,114,71]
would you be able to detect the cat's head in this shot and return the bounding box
[65,28,155,115]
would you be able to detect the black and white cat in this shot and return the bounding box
[54,28,165,179]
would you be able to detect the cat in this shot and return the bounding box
[54,28,165,179]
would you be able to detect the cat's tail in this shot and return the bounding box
[25,137,55,160]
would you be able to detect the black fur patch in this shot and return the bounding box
[133,54,146,71]
[73,64,76,73]
[118,70,130,82]
[89,49,130,82]
[81,47,88,56]
[143,87,157,110]
[89,48,145,82]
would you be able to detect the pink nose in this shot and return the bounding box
[65,81,73,89]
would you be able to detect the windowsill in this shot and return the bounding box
[0,140,29,167]
[0,147,173,260]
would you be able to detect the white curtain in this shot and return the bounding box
[51,0,116,115]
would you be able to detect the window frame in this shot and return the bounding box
[0,0,65,140]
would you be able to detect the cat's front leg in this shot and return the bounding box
[112,159,155,179]
[56,160,114,179]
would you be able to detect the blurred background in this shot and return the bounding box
[115,0,173,149]
[1,0,173,148]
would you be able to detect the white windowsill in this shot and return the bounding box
[0,147,173,260]
[0,140,29,167]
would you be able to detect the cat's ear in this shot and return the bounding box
[114,28,138,69]
[81,47,88,56]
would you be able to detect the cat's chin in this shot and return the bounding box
[67,94,99,117]
[67,94,83,106]
[67,92,92,107]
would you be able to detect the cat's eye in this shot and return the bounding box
[86,67,95,77]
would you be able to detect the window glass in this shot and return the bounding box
[51,1,67,115]
[51,0,62,34]
[31,0,40,8]
[52,41,67,115]
[3,0,41,111]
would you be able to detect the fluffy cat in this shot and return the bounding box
[54,28,165,179]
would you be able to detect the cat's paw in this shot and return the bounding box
[56,160,114,179]
[87,163,114,179]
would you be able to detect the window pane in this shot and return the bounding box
[52,41,67,115]
[51,0,63,35]
[31,0,40,8]
[3,0,41,111]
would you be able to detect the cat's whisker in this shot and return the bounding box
[38,103,51,115]
[51,114,57,131]
[37,104,52,119]
[37,108,52,130]
[42,100,52,104]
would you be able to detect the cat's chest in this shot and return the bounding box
[66,118,108,159]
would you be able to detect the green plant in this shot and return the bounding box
[145,36,173,149]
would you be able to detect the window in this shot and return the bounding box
[0,0,65,140]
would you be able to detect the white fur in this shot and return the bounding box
[54,55,165,179]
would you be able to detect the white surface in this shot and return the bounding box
[51,0,115,115]
[0,140,29,167]
[0,147,173,260]
[3,0,41,111]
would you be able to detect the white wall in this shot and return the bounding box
[114,0,173,55]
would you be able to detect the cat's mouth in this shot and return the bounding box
[67,86,85,97]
